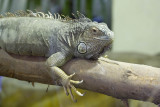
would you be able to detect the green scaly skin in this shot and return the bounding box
[0,10,114,102]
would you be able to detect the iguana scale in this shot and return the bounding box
[0,10,114,102]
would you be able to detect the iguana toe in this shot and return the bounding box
[51,66,84,102]
[61,72,84,102]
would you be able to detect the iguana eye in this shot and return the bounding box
[92,27,99,34]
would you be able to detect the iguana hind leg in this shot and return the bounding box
[47,52,84,102]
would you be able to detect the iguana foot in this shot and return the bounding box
[51,66,84,102]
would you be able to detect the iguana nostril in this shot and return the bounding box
[107,31,114,39]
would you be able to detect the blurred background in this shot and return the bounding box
[0,0,160,107]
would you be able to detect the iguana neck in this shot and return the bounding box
[58,22,89,52]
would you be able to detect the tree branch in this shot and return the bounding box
[0,49,160,105]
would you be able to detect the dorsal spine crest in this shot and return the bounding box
[0,10,92,23]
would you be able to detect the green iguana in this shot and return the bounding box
[0,10,114,102]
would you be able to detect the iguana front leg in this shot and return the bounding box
[46,52,84,102]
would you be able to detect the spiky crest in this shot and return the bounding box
[0,10,92,23]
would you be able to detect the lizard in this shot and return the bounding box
[0,10,114,102]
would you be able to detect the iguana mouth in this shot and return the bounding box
[90,40,113,59]
[99,40,113,56]
[100,40,113,55]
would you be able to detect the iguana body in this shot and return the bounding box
[0,11,114,101]
[0,17,62,57]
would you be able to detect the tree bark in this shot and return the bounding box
[0,49,160,105]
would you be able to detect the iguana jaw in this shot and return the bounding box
[93,35,111,41]
[88,39,113,60]
[101,40,113,55]
[100,41,113,56]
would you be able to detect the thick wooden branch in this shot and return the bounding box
[0,49,160,105]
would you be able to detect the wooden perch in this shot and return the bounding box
[0,49,160,105]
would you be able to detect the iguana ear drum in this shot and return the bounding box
[77,42,87,54]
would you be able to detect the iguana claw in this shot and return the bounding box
[62,72,84,102]
[51,66,84,102]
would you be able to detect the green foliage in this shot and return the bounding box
[62,0,72,16]
[26,0,41,10]
[86,0,92,19]
[77,0,80,11]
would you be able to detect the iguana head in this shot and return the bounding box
[74,22,114,59]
